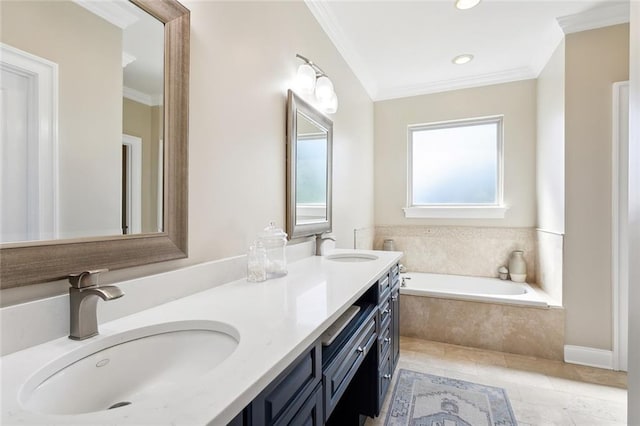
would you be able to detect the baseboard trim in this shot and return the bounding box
[564,345,613,369]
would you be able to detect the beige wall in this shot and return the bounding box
[184,0,373,264]
[564,24,629,350]
[123,98,162,233]
[374,80,537,228]
[1,1,122,238]
[627,3,639,422]
[0,1,375,302]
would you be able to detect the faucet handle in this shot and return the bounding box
[68,269,108,289]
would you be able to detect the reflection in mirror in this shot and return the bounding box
[0,0,189,288]
[296,112,328,224]
[286,90,332,239]
[0,0,164,243]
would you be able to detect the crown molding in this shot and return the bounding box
[304,0,378,100]
[123,86,162,107]
[557,2,629,35]
[72,0,139,29]
[374,67,537,101]
[122,51,136,68]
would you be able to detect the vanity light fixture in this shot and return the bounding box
[455,0,481,10]
[452,54,474,65]
[295,53,338,114]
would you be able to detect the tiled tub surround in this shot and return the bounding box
[374,225,538,283]
[1,249,402,425]
[400,294,565,360]
[374,225,565,360]
[400,272,550,307]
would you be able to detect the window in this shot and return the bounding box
[405,116,506,219]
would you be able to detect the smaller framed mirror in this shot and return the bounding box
[286,89,333,239]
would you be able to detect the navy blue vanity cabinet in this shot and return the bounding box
[228,408,251,426]
[251,342,322,426]
[322,304,377,422]
[375,264,401,415]
[275,384,323,426]
[390,264,401,370]
[227,263,401,426]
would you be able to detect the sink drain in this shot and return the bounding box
[108,401,132,410]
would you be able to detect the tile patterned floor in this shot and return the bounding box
[366,337,627,426]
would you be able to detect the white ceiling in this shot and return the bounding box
[305,0,630,101]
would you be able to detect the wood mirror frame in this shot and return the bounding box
[0,0,190,289]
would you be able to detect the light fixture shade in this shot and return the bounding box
[315,76,334,101]
[452,54,474,65]
[296,64,316,94]
[455,0,481,10]
[324,91,338,114]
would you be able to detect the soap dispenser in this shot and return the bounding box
[259,222,288,279]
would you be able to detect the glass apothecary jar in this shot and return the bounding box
[258,222,288,279]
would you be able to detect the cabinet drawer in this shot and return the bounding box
[391,264,399,278]
[378,320,392,364]
[323,310,377,420]
[377,351,393,414]
[252,342,321,425]
[378,274,391,299]
[274,384,323,426]
[379,297,392,327]
[390,265,400,287]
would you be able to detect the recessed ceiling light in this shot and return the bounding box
[455,0,481,10]
[452,54,474,65]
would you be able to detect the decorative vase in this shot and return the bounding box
[508,250,527,282]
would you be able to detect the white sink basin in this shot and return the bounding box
[20,320,239,415]
[326,253,379,262]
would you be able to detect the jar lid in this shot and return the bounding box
[259,221,288,240]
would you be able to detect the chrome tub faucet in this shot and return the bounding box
[68,269,124,340]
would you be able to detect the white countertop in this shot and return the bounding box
[1,250,402,425]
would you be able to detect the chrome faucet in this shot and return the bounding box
[68,269,124,340]
[315,233,336,256]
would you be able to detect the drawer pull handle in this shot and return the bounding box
[384,337,391,343]
[382,308,391,315]
[391,296,398,301]
[383,374,392,380]
[356,346,364,354]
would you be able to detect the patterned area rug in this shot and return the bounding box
[385,369,518,426]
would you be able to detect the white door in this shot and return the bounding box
[0,43,58,243]
[0,67,32,242]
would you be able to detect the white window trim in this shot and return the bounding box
[405,115,506,219]
[403,205,508,219]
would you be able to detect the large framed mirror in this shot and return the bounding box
[0,0,189,288]
[286,90,333,239]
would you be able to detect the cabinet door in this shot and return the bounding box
[274,384,323,426]
[391,287,400,369]
[377,351,392,415]
[252,343,321,426]
[227,407,251,426]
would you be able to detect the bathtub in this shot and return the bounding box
[400,272,548,307]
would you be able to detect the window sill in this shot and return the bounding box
[403,205,508,219]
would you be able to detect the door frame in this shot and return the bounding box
[122,134,142,234]
[612,81,629,371]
